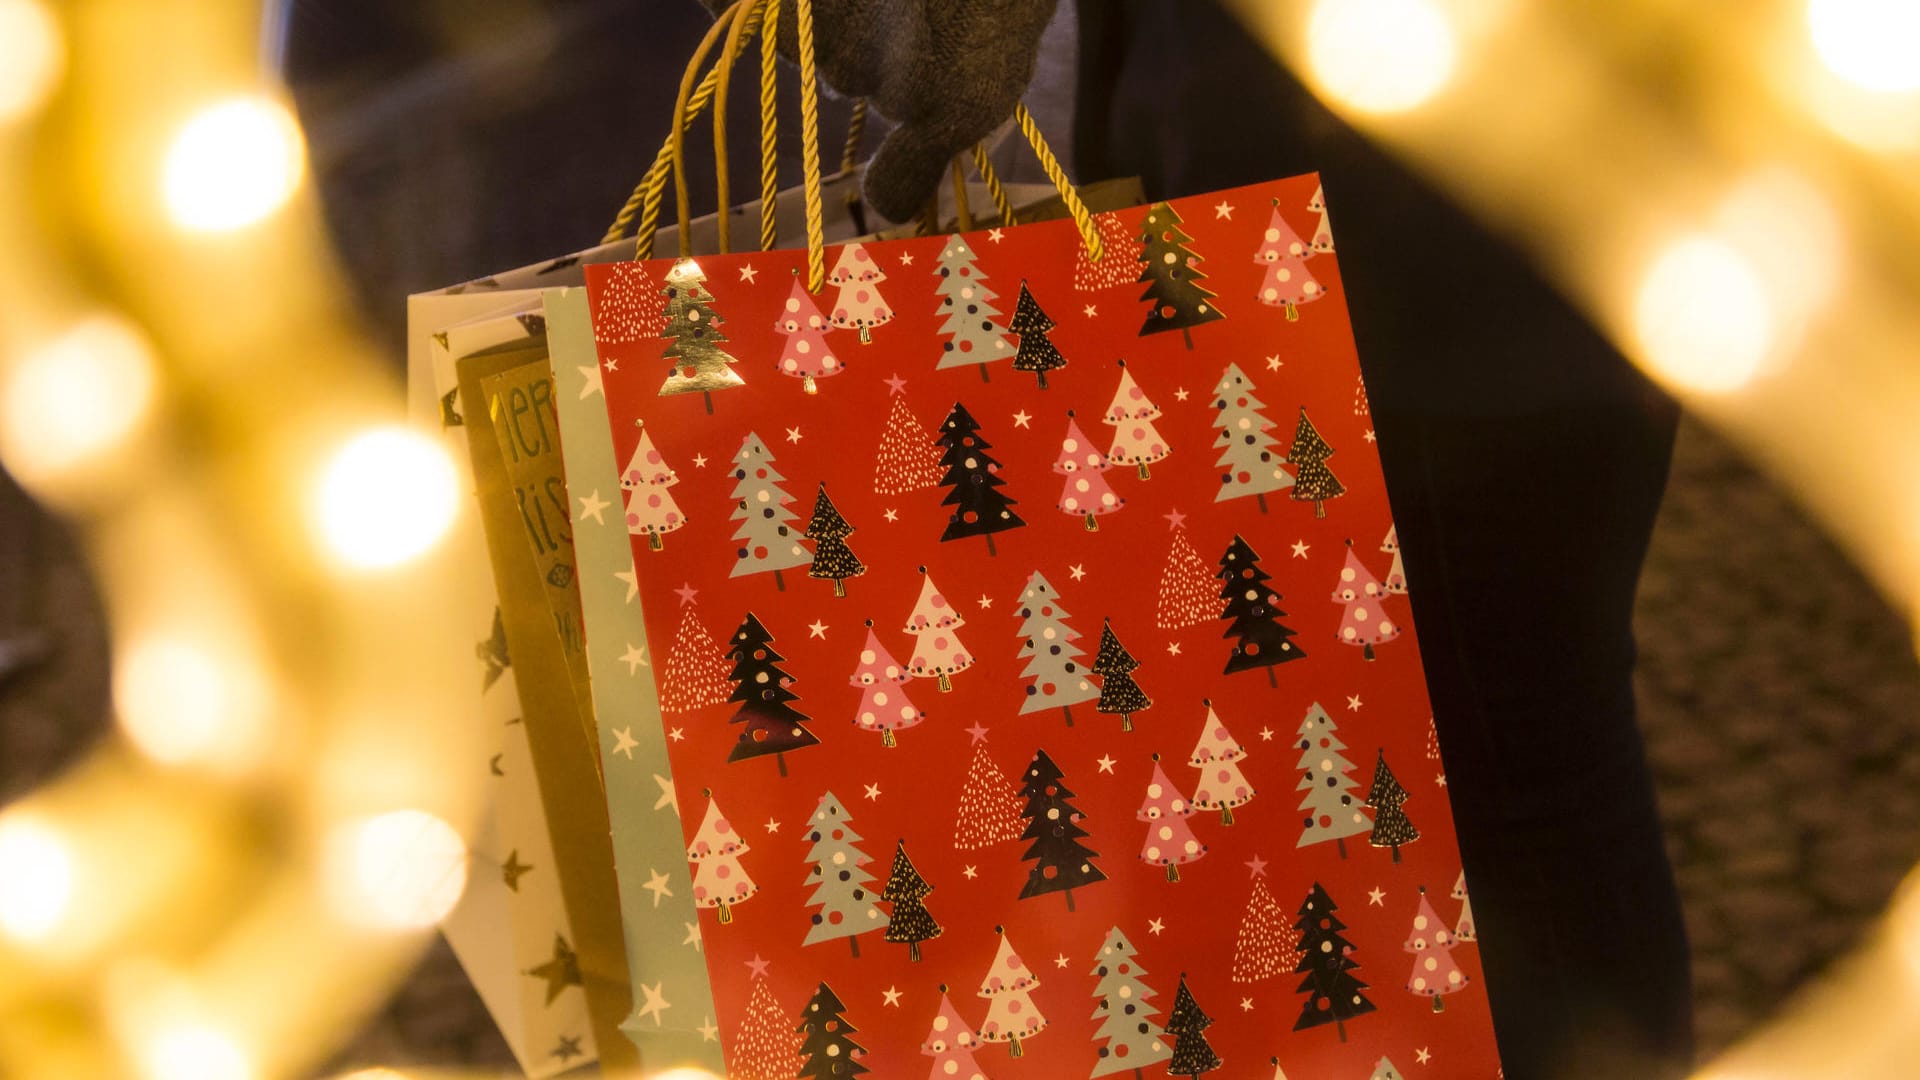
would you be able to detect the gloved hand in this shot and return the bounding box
[702,0,1058,223]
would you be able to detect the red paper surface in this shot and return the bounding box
[589,176,1501,1079]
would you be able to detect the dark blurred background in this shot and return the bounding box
[1,0,1915,1074]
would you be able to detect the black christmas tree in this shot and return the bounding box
[1285,408,1347,519]
[936,402,1026,554]
[1364,749,1420,863]
[1136,201,1226,350]
[880,839,943,962]
[804,482,865,598]
[1292,882,1377,1041]
[724,613,821,776]
[1217,535,1306,686]
[1163,974,1225,1077]
[1091,618,1153,732]
[1016,749,1108,910]
[1008,281,1067,389]
[797,981,869,1080]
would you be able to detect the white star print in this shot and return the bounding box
[1083,304,1097,317]
[636,981,671,1025]
[1347,694,1364,711]
[577,490,610,525]
[786,426,803,444]
[1260,727,1275,741]
[603,357,619,372]
[1054,954,1070,969]
[963,865,978,879]
[1291,540,1310,559]
[611,727,638,759]
[1165,641,1182,656]
[1239,997,1254,1012]
[1215,200,1234,219]
[765,818,781,834]
[1096,754,1116,774]
[615,569,638,604]
[978,595,993,609]
[1069,564,1086,581]
[642,870,673,907]
[1416,1048,1432,1065]
[899,252,915,266]
[622,643,648,673]
[883,508,899,522]
[988,228,1004,243]
[808,620,828,639]
[684,921,702,951]
[578,364,604,400]
[1148,917,1166,936]
[1368,886,1386,906]
[1266,354,1283,371]
[1174,387,1189,401]
[698,1016,718,1042]
[738,264,758,283]
[653,774,677,813]
[1364,429,1377,443]
[668,727,685,742]
[882,986,903,1006]
[692,453,708,467]
[1437,773,1448,787]
[1012,410,1033,429]
[864,783,882,801]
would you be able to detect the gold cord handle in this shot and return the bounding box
[1014,101,1101,260]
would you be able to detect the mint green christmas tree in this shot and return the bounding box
[801,792,889,957]
[1089,926,1174,1078]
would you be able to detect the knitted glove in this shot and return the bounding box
[701,0,1058,223]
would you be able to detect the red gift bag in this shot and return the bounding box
[581,5,1501,1076]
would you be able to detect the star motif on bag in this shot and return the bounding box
[883,986,903,1006]
[1083,304,1097,317]
[577,490,610,525]
[1347,694,1364,711]
[684,921,702,951]
[1266,354,1283,371]
[963,865,978,879]
[603,357,618,372]
[1240,996,1254,1012]
[978,594,993,609]
[786,426,803,443]
[674,582,699,606]
[551,1035,583,1063]
[668,727,685,742]
[738,264,759,283]
[692,453,708,467]
[988,228,1004,243]
[501,850,531,891]
[808,620,828,639]
[1174,386,1189,401]
[654,774,677,813]
[899,252,915,266]
[765,817,781,834]
[1259,726,1275,740]
[615,569,638,603]
[643,869,673,907]
[1148,917,1166,936]
[699,1016,719,1042]
[578,364,604,400]
[1054,954,1070,969]
[1069,563,1086,581]
[864,782,882,801]
[1364,429,1377,443]
[636,981,671,1025]
[1214,200,1234,219]
[621,643,648,673]
[1416,1048,1432,1065]
[1012,410,1032,429]
[1165,641,1182,656]
[610,727,638,759]
[1368,886,1386,906]
[884,508,899,522]
[1291,540,1310,558]
[1436,773,1448,787]
[1096,754,1116,774]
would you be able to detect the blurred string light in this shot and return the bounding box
[0,315,158,490]
[1304,0,1458,114]
[0,815,74,945]
[1633,235,1775,394]
[138,1024,253,1080]
[314,428,461,571]
[1806,0,1920,93]
[161,97,307,232]
[0,0,63,126]
[114,633,271,771]
[325,810,469,931]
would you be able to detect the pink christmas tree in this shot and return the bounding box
[731,971,804,1080]
[874,392,944,496]
[1188,701,1255,825]
[954,743,1026,850]
[1103,360,1170,480]
[1156,528,1217,631]
[905,568,973,692]
[850,620,924,748]
[660,605,732,713]
[1053,412,1124,531]
[1333,541,1400,661]
[1252,205,1324,322]
[921,988,992,1080]
[1075,210,1145,292]
[1308,183,1335,255]
[1137,755,1207,883]
[976,927,1047,1057]
[1452,869,1476,942]
[828,241,892,343]
[687,794,755,924]
[1381,525,1406,594]
[621,421,685,550]
[590,261,666,344]
[1404,887,1470,1011]
[774,276,844,394]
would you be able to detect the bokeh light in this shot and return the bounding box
[139,1024,252,1080]
[1807,0,1920,93]
[325,810,468,930]
[1632,235,1776,395]
[0,814,73,944]
[0,0,63,125]
[1305,0,1457,115]
[0,314,158,487]
[161,97,307,232]
[115,634,271,771]
[314,428,460,570]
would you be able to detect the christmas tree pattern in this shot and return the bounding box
[1162,975,1224,1077]
[1308,183,1335,255]
[881,839,942,962]
[1382,525,1407,594]
[1353,373,1370,417]
[905,568,974,692]
[591,261,665,344]
[798,981,869,1079]
[1136,201,1225,349]
[1295,702,1370,856]
[729,433,813,589]
[621,421,685,550]
[1285,409,1347,519]
[1138,754,1206,882]
[732,971,804,1080]
[921,988,992,1079]
[827,242,892,344]
[1365,749,1420,862]
[1230,875,1303,984]
[1104,361,1171,480]
[1217,535,1306,685]
[1088,926,1173,1078]
[975,927,1047,1057]
[724,612,821,775]
[658,257,745,412]
[688,794,756,923]
[936,402,1026,554]
[849,621,923,748]
[1008,281,1068,389]
[1452,869,1476,942]
[1013,570,1100,726]
[1016,749,1108,909]
[1334,541,1400,660]
[775,275,843,394]
[1075,210,1146,292]
[1211,363,1294,512]
[1157,528,1217,631]
[1054,412,1124,530]
[1369,1056,1404,1080]
[801,792,890,956]
[954,743,1027,851]
[1189,701,1255,825]
[1252,204,1323,322]
[1405,886,1470,1011]
[661,605,733,713]
[1091,618,1153,732]
[874,393,945,496]
[935,234,1014,378]
[804,482,865,597]
[1292,882,1376,1041]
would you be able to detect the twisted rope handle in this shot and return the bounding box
[757,0,781,251]
[841,98,868,175]
[709,0,764,255]
[1014,101,1102,261]
[795,0,826,291]
[972,143,1017,228]
[951,157,974,232]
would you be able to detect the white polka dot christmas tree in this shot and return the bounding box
[1403,886,1470,1012]
[827,241,892,344]
[731,971,804,1080]
[975,926,1048,1057]
[1332,540,1401,660]
[1156,527,1218,631]
[848,620,923,748]
[1052,411,1125,531]
[953,743,1026,851]
[774,275,843,395]
[921,987,992,1080]
[904,568,974,693]
[872,391,944,496]
[659,603,732,713]
[1252,203,1324,322]
[620,420,686,550]
[1230,875,1303,984]
[1188,701,1256,825]
[688,794,757,924]
[1104,359,1172,480]
[1137,754,1207,882]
